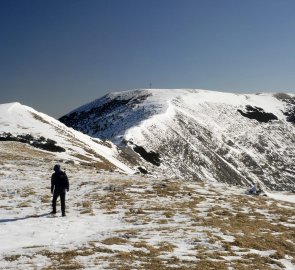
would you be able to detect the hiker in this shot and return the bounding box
[51,164,69,216]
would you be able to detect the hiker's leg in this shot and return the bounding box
[52,192,58,213]
[60,192,66,215]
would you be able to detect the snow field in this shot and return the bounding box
[0,157,294,269]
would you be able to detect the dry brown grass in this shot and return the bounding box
[95,140,112,148]
[233,233,294,260]
[41,194,51,203]
[31,112,50,124]
[40,249,84,270]
[191,260,229,270]
[74,154,116,171]
[17,201,31,208]
[72,144,117,171]
[157,241,176,253]
[98,191,133,213]
[3,255,22,262]
[0,205,13,210]
[241,253,284,269]
[174,196,204,210]
[39,243,117,269]
[101,237,129,245]
[151,181,182,197]
[80,200,94,215]
[0,141,54,161]
[163,211,174,218]
[191,194,295,268]
[20,187,36,198]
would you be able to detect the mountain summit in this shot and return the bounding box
[60,89,295,190]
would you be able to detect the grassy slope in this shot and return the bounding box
[0,142,294,270]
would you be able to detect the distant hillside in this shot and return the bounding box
[60,89,295,191]
[0,102,134,173]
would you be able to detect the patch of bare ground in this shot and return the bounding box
[107,250,230,270]
[196,195,295,268]
[96,139,113,148]
[20,187,36,198]
[17,201,32,208]
[174,195,205,211]
[92,178,294,268]
[240,253,285,269]
[0,205,13,210]
[41,194,51,204]
[39,249,85,270]
[64,136,118,170]
[34,243,117,269]
[73,153,116,171]
[30,112,50,124]
[117,146,141,166]
[151,181,183,197]
[96,191,133,214]
[102,237,129,245]
[79,200,95,215]
[104,239,185,270]
[3,254,23,262]
[0,141,54,161]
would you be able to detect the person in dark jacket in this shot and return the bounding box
[51,164,69,216]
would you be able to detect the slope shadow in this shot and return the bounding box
[0,213,49,223]
[58,92,157,140]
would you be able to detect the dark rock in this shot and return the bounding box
[0,133,65,152]
[237,105,278,123]
[138,166,148,174]
[133,145,160,166]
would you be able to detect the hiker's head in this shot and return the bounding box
[53,164,61,172]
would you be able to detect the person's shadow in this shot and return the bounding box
[0,213,50,223]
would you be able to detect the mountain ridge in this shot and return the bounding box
[60,89,295,191]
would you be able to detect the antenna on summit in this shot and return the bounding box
[149,82,152,89]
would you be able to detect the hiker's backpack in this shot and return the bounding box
[55,171,68,189]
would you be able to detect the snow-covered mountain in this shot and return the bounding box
[60,89,295,191]
[1,98,295,270]
[0,102,134,173]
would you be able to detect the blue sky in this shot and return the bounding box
[0,0,294,117]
